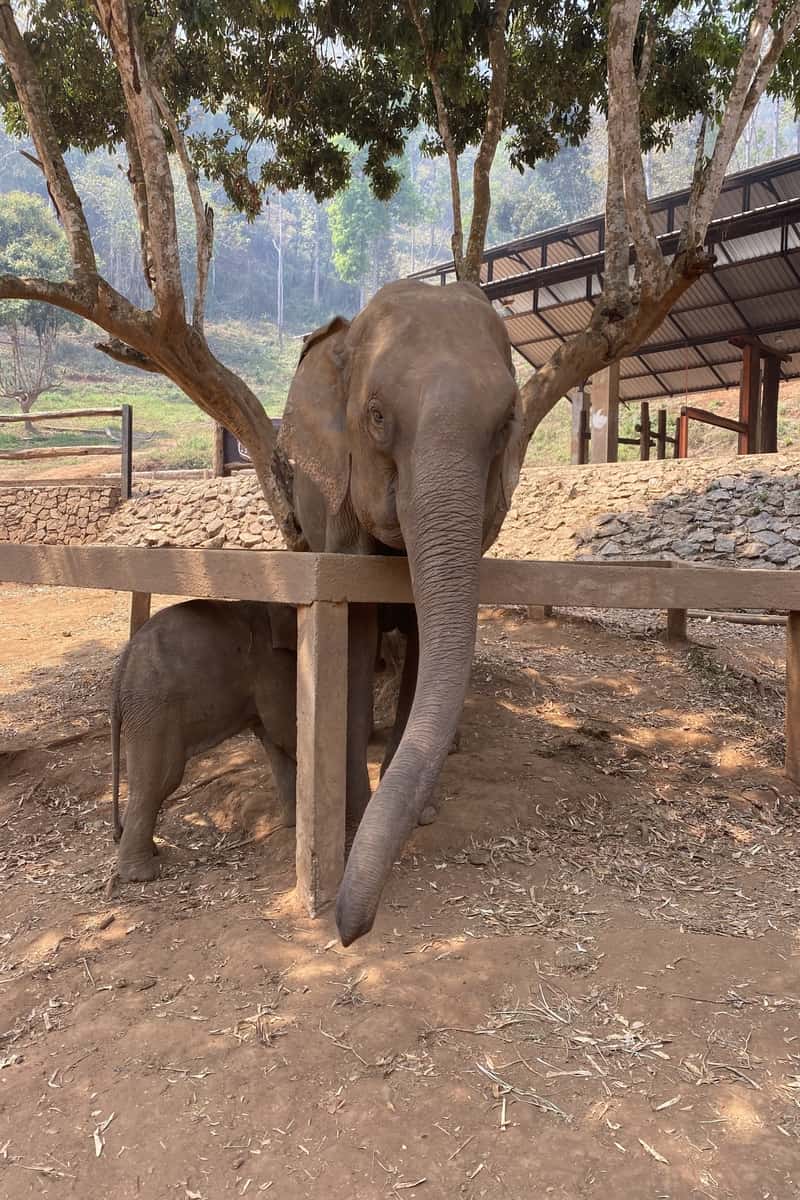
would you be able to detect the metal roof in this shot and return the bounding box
[411,154,800,403]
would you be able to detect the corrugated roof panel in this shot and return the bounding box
[658,367,724,392]
[699,340,742,365]
[737,290,800,327]
[712,187,745,219]
[714,361,743,386]
[719,227,783,261]
[513,336,563,362]
[519,247,542,270]
[644,314,685,345]
[772,167,800,201]
[639,346,707,373]
[675,302,742,337]
[538,300,595,335]
[620,374,666,400]
[490,256,526,281]
[716,255,798,299]
[504,311,552,343]
[538,275,590,306]
[672,273,728,311]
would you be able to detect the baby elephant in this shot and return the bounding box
[111,599,297,882]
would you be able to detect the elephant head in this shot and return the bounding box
[280,279,522,944]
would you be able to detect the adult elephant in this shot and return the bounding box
[279,278,521,945]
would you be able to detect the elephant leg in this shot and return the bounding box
[347,603,377,842]
[117,733,184,883]
[260,737,297,828]
[380,622,418,780]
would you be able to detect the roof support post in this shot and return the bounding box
[589,363,620,463]
[760,353,781,453]
[737,342,761,455]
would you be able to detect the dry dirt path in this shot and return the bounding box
[1,586,799,1199]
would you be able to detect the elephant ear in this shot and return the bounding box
[279,316,351,514]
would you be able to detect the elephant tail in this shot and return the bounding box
[110,660,125,844]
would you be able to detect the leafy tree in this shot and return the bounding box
[1,0,799,545]
[0,190,77,428]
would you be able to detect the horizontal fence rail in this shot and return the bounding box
[0,404,133,499]
[3,543,800,611]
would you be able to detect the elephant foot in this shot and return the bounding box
[118,855,160,883]
[418,803,438,826]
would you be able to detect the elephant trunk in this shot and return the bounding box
[335,453,486,945]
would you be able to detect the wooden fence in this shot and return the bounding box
[2,542,799,916]
[0,405,133,499]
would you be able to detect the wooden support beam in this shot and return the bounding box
[676,408,689,458]
[5,544,800,612]
[589,362,620,463]
[129,591,151,637]
[570,388,589,465]
[786,613,800,784]
[639,401,650,461]
[666,608,687,642]
[295,601,348,916]
[0,445,121,461]
[213,423,226,477]
[0,407,123,423]
[760,354,780,454]
[656,408,667,459]
[738,342,760,455]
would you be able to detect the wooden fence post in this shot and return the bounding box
[213,423,226,477]
[656,408,667,459]
[786,612,800,783]
[296,600,348,916]
[666,608,687,642]
[129,591,151,637]
[639,401,651,461]
[120,404,133,500]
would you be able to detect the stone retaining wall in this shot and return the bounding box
[0,483,121,544]
[491,451,800,568]
[6,452,800,569]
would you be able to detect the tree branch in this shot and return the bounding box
[607,0,665,299]
[407,0,465,279]
[94,337,162,372]
[151,82,214,332]
[685,0,794,244]
[0,3,98,283]
[463,0,512,283]
[124,119,155,292]
[92,0,186,323]
[636,15,655,92]
[0,273,93,317]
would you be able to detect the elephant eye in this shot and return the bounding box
[368,402,384,426]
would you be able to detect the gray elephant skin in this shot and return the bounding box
[279,278,521,945]
[111,599,298,882]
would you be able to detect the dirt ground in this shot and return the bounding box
[1,586,799,1200]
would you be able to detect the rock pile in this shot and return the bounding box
[74,449,800,571]
[99,475,283,551]
[491,451,800,568]
[0,483,120,544]
[574,471,800,567]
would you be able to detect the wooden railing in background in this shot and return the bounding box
[0,404,133,499]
